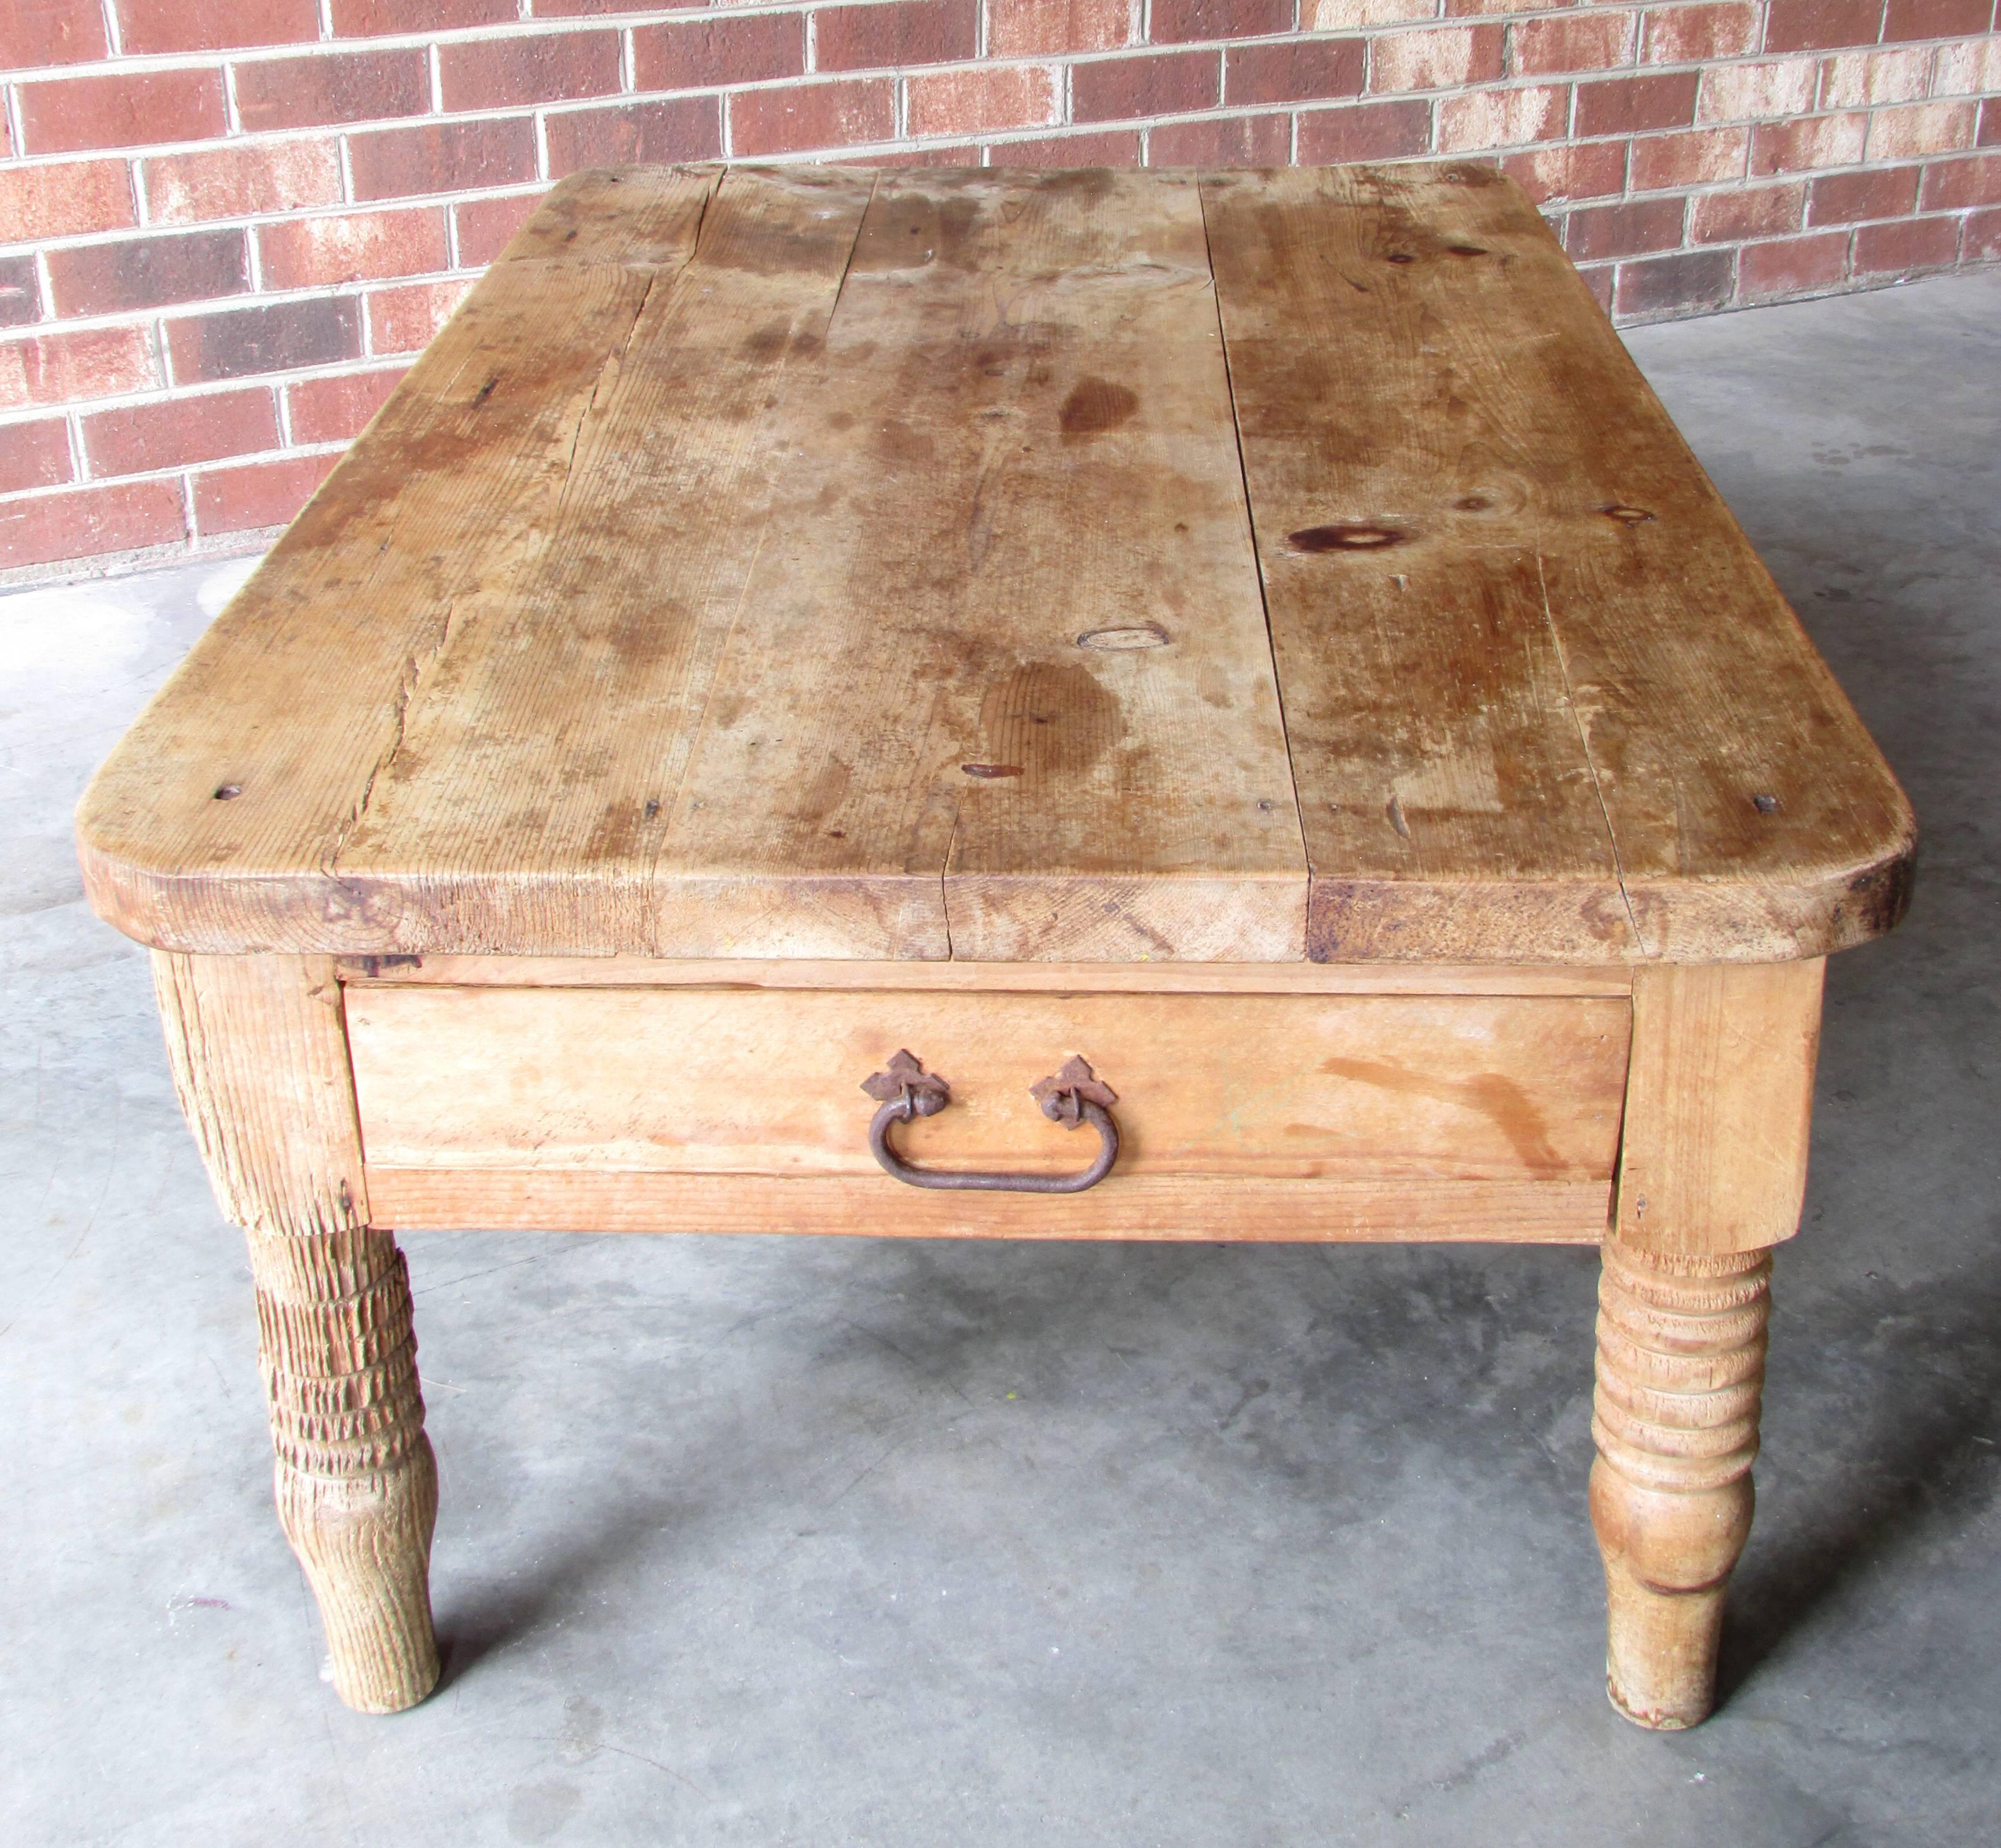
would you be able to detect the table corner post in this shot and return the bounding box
[152,949,441,1715]
[1589,956,1823,1728]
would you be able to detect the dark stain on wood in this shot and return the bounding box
[1060,377,1138,442]
[976,658,1119,782]
[1318,1057,1566,1174]
[1288,522,1406,552]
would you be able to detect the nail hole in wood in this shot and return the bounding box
[962,764,1024,779]
[212,783,241,801]
[1752,793,1780,813]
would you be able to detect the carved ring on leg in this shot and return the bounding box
[1590,1236,1771,1730]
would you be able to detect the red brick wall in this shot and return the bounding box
[2,0,1996,577]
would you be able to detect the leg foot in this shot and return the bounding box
[1590,1236,1770,1730]
[256,1226,441,1713]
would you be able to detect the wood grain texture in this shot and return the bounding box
[153,952,439,1713]
[345,985,1629,1183]
[1614,958,1823,1254]
[364,1168,1609,1241]
[1201,163,1914,965]
[336,954,1634,995]
[1591,1235,1771,1730]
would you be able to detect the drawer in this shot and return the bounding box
[347,982,1630,1242]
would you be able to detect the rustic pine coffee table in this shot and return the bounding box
[79,163,1912,1730]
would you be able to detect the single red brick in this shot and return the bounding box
[453,192,549,266]
[1629,126,1749,190]
[329,0,512,31]
[1226,39,1365,106]
[988,0,1131,54]
[1149,0,1294,43]
[984,129,1143,164]
[1763,0,1887,52]
[1738,228,1850,294]
[1921,151,2001,208]
[193,450,339,538]
[348,119,538,202]
[1436,82,1568,149]
[113,0,318,53]
[1881,0,1992,41]
[46,229,250,317]
[1867,100,1978,160]
[1148,111,1291,164]
[1691,181,1805,240]
[728,79,896,155]
[0,325,155,408]
[631,15,804,91]
[814,0,978,73]
[1640,1,1761,63]
[285,366,407,444]
[1750,111,1868,172]
[165,298,361,385]
[1574,72,1698,138]
[439,31,622,112]
[907,65,1058,137]
[1984,97,2001,146]
[0,255,38,328]
[1853,212,1961,271]
[1965,203,2001,258]
[1296,98,1432,160]
[1370,24,1505,92]
[1567,195,1688,259]
[367,278,474,355]
[234,50,431,133]
[1574,260,1615,314]
[0,478,185,570]
[1614,245,1735,316]
[80,387,281,478]
[16,68,228,157]
[0,159,133,243]
[143,140,343,225]
[545,99,723,175]
[0,0,108,67]
[1502,140,1628,203]
[258,208,450,292]
[1511,10,1634,76]
[0,417,72,494]
[1807,163,1922,222]
[1072,50,1220,121]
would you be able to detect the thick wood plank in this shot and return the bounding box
[82,168,721,955]
[1203,163,1914,964]
[368,1168,1608,1242]
[346,985,1629,1182]
[336,954,1633,995]
[624,166,1303,961]
[1613,958,1823,1253]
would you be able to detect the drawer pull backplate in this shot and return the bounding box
[861,1051,1120,1194]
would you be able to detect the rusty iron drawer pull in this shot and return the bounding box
[861,1050,1120,1194]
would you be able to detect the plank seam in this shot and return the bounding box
[1196,172,1313,932]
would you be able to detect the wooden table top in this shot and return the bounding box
[78,163,1912,967]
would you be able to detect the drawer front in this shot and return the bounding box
[347,985,1628,1240]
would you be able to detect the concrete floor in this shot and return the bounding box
[3,268,1998,1847]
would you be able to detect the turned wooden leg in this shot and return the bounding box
[1590,1234,1771,1730]
[154,951,441,1713]
[254,1224,441,1713]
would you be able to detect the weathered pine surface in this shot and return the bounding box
[78,163,1912,966]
